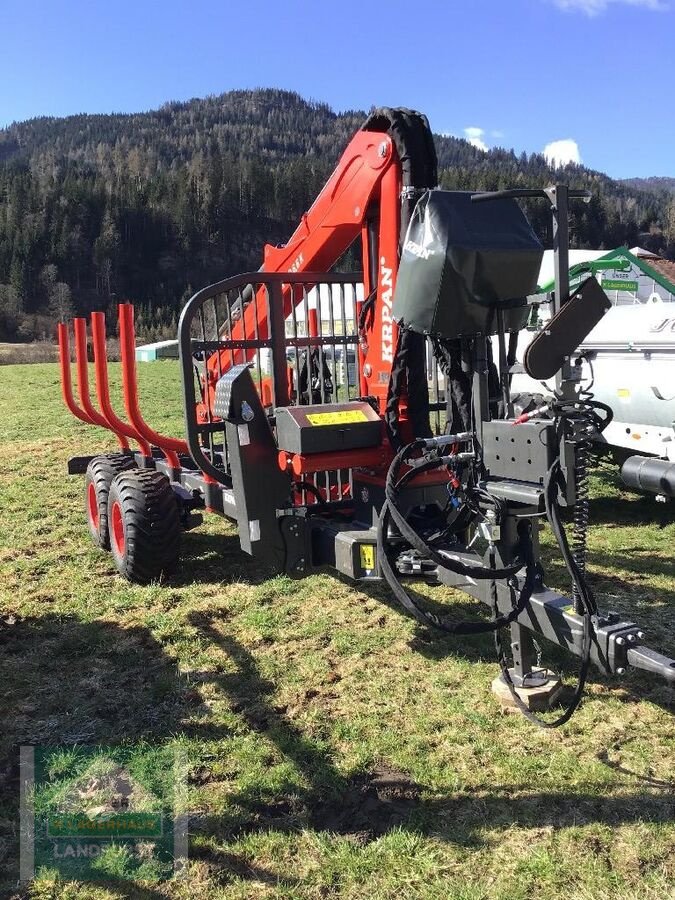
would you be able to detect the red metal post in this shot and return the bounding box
[58,322,97,426]
[360,161,401,411]
[118,302,189,470]
[308,306,319,340]
[72,318,128,449]
[90,311,152,458]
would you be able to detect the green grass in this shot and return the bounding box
[0,361,673,899]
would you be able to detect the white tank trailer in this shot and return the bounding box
[579,302,675,498]
[512,288,675,500]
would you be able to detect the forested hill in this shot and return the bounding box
[1,88,673,342]
[619,176,675,195]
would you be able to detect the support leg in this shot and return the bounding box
[491,622,563,712]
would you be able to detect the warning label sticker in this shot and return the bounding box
[306,410,368,426]
[359,544,376,571]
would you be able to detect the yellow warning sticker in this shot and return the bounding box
[306,410,368,426]
[360,544,376,571]
[560,604,579,617]
[617,388,630,398]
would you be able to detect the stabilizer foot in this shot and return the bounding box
[491,669,563,713]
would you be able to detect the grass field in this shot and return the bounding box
[0,361,673,899]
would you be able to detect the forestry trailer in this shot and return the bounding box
[59,108,675,726]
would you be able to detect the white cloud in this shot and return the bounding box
[464,126,488,152]
[543,138,582,168]
[553,0,667,17]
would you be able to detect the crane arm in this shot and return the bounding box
[200,127,403,413]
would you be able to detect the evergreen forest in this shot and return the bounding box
[1,88,673,342]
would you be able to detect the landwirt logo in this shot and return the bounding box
[20,745,188,885]
[380,256,394,364]
[403,239,433,260]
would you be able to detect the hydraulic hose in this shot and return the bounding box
[385,442,526,580]
[376,443,538,636]
[378,434,597,726]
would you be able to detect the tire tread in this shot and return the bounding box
[84,453,137,549]
[108,469,180,583]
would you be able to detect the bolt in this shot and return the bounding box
[378,141,388,158]
[627,633,637,642]
[616,667,626,676]
[616,636,625,646]
[637,631,645,640]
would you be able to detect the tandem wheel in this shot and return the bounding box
[84,453,137,550]
[107,469,181,584]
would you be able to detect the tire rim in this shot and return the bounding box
[87,482,99,530]
[111,500,125,556]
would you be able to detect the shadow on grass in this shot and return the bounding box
[175,523,675,700]
[1,596,672,893]
[0,614,297,896]
[186,611,675,854]
[171,530,280,588]
[586,493,673,529]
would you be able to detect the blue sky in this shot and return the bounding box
[1,0,673,178]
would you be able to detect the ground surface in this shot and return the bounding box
[0,361,673,899]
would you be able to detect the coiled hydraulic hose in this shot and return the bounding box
[551,394,612,608]
[376,441,538,636]
[493,392,611,727]
[379,392,612,726]
[572,436,591,606]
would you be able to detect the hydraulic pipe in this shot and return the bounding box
[118,302,189,470]
[90,311,152,458]
[73,318,128,449]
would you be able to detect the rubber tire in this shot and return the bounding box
[84,453,137,550]
[107,469,181,584]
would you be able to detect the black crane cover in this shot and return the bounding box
[393,190,543,338]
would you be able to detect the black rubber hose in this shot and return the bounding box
[385,442,525,581]
[376,452,537,636]
[357,287,377,334]
[590,399,614,431]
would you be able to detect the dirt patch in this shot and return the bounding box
[310,764,422,840]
